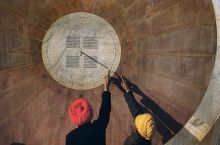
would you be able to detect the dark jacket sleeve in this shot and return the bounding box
[96,91,111,128]
[66,134,71,145]
[124,91,145,118]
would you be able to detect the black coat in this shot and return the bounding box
[123,91,152,145]
[66,91,111,145]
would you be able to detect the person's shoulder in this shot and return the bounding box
[124,132,152,145]
[124,134,137,145]
[91,120,106,130]
[66,128,78,138]
[91,120,100,127]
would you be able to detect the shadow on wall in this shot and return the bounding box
[11,143,25,145]
[112,76,183,144]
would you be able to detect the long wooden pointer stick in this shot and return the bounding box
[80,51,120,76]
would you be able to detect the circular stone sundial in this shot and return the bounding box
[42,12,121,90]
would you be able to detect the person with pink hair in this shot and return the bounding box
[66,71,112,145]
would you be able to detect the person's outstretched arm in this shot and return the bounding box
[97,91,111,128]
[123,90,144,118]
[96,71,111,128]
[121,75,145,118]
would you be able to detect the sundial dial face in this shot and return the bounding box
[42,12,121,90]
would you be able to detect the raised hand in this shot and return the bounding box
[120,75,130,92]
[104,70,111,91]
